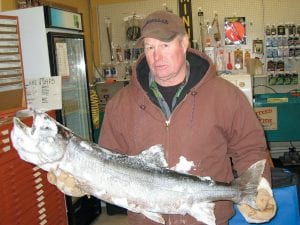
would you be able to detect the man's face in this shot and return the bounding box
[143,34,189,86]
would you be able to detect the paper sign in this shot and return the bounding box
[56,42,70,77]
[25,76,62,111]
[254,107,278,130]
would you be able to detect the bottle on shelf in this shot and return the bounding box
[265,25,271,36]
[277,24,285,35]
[271,25,277,35]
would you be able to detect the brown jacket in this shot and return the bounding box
[99,48,271,225]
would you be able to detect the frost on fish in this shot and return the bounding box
[10,111,266,225]
[170,156,216,223]
[172,156,195,174]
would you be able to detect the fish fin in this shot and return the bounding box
[234,159,266,208]
[134,144,168,168]
[142,211,165,224]
[188,202,216,225]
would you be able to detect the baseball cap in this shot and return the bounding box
[136,10,187,47]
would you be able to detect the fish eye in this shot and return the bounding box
[41,125,53,131]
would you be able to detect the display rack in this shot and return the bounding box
[0,15,68,225]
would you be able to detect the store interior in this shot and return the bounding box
[0,0,299,225]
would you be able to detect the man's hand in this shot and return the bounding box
[237,178,277,223]
[47,169,87,197]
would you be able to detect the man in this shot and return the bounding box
[98,10,276,225]
[49,10,276,225]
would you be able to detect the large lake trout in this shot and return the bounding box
[11,111,265,225]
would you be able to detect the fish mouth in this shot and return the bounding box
[13,109,46,134]
[10,113,39,164]
[13,116,31,134]
[13,109,37,134]
[15,109,35,118]
[11,110,66,165]
[12,110,42,143]
[14,116,27,128]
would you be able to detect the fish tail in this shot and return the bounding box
[233,159,266,208]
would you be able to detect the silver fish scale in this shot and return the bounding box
[61,137,238,207]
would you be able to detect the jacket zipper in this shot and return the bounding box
[165,119,170,130]
[164,114,172,169]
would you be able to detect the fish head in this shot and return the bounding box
[11,111,68,169]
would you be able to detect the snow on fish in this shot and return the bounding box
[10,111,266,225]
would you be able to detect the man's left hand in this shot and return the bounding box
[237,178,277,223]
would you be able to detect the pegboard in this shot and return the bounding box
[192,0,300,94]
[191,0,266,50]
[97,0,177,81]
[191,0,298,44]
[96,0,299,90]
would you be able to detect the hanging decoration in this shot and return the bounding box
[224,17,246,45]
[123,13,143,42]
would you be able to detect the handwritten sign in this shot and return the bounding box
[254,107,278,130]
[25,76,62,111]
[56,42,70,77]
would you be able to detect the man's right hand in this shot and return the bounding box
[47,168,87,197]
